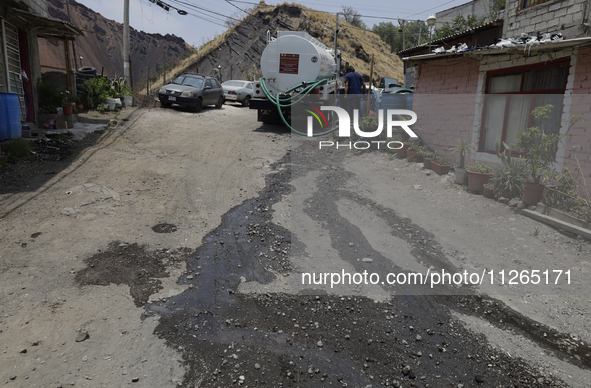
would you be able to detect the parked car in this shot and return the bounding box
[158,74,223,112]
[222,80,254,106]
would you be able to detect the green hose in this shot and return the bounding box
[258,77,340,137]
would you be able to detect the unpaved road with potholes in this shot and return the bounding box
[1,104,590,387]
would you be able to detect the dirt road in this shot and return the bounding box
[1,105,590,387]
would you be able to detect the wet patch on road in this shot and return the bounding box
[76,241,190,306]
[143,149,573,387]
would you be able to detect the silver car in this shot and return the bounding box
[222,80,254,106]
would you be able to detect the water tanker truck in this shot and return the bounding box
[250,31,340,125]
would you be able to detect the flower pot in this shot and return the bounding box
[454,168,467,185]
[483,184,494,198]
[407,149,418,162]
[397,143,409,158]
[423,157,433,170]
[430,160,451,175]
[467,170,492,193]
[522,182,545,206]
[62,105,73,115]
[123,96,133,107]
[76,104,83,111]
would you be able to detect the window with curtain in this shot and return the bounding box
[480,60,569,152]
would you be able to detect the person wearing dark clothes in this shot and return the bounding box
[343,66,366,117]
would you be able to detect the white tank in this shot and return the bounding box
[261,31,337,93]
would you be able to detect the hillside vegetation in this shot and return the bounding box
[141,2,404,94]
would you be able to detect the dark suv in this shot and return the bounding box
[158,74,224,112]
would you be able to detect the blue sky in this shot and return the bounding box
[75,0,468,47]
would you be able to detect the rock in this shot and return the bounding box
[415,335,422,341]
[537,378,545,384]
[508,198,520,207]
[528,205,537,210]
[82,355,88,362]
[9,375,16,380]
[413,185,422,190]
[402,365,411,375]
[317,340,323,347]
[425,171,431,176]
[75,331,88,342]
[61,207,78,215]
[186,275,193,280]
[408,371,416,379]
[132,377,139,382]
[516,201,525,209]
[498,197,509,204]
[255,363,261,369]
[19,349,27,354]
[474,375,485,383]
[458,384,464,388]
[414,351,422,357]
[362,258,373,263]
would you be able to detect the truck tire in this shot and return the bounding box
[78,66,96,75]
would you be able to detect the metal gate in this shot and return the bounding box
[2,20,26,121]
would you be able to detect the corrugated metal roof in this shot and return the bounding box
[401,36,591,61]
[7,7,83,36]
[397,18,503,55]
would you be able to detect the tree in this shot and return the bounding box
[341,6,366,29]
[433,14,484,40]
[372,20,428,53]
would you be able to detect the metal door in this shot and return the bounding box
[2,20,25,121]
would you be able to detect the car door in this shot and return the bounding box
[212,79,223,101]
[203,79,214,105]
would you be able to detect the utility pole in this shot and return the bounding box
[333,13,339,62]
[123,0,131,85]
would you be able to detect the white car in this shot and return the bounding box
[222,80,254,106]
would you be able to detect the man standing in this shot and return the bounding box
[343,66,366,117]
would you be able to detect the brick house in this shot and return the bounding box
[398,0,591,184]
[1,0,81,131]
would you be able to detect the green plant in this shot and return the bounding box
[449,139,474,169]
[543,146,591,222]
[37,79,63,113]
[419,149,435,159]
[489,138,529,198]
[512,104,563,185]
[434,154,447,165]
[359,116,380,132]
[82,76,119,109]
[8,138,32,158]
[96,103,108,113]
[408,143,421,151]
[467,162,492,173]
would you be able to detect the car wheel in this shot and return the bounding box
[193,98,203,113]
[215,96,224,109]
[160,101,172,108]
[242,95,251,107]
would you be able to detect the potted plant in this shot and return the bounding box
[414,146,426,163]
[407,143,420,162]
[61,91,74,115]
[483,183,495,198]
[489,139,529,199]
[430,155,451,175]
[450,139,474,185]
[420,150,435,169]
[512,105,563,206]
[466,162,493,193]
[397,142,410,158]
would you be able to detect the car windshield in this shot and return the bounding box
[223,81,245,87]
[172,76,204,88]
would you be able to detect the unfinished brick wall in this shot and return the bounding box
[563,46,591,186]
[503,0,588,39]
[412,57,480,166]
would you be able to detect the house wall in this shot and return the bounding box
[564,46,591,184]
[503,0,590,39]
[412,57,480,166]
